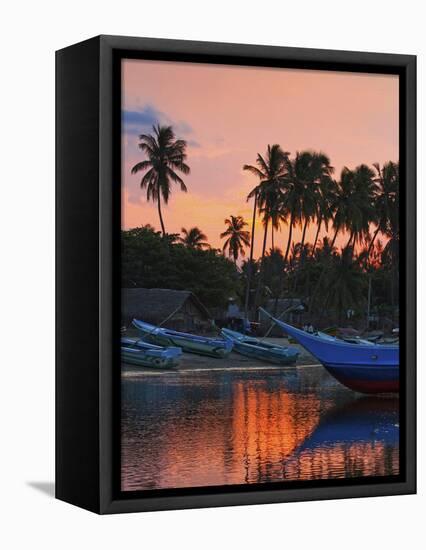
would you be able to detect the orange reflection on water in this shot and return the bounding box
[230,381,323,484]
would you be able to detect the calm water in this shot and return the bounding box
[121,366,399,491]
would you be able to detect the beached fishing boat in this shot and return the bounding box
[259,308,399,394]
[121,337,182,368]
[132,319,233,358]
[221,328,299,365]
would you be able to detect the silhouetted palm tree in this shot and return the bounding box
[269,202,287,249]
[282,151,332,264]
[283,151,333,292]
[368,161,399,257]
[243,144,289,314]
[220,215,251,262]
[330,165,376,252]
[179,227,210,249]
[323,247,366,324]
[309,165,376,317]
[311,175,338,256]
[345,164,377,251]
[244,144,289,262]
[131,124,190,235]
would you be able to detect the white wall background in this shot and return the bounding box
[0,1,423,548]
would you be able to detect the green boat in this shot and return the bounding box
[132,319,233,358]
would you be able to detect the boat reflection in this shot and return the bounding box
[121,369,399,491]
[284,397,399,480]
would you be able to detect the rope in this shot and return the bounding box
[259,304,300,341]
[136,303,184,342]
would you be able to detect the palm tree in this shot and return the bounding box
[368,161,399,257]
[131,124,190,236]
[283,151,333,293]
[269,202,287,249]
[311,175,338,256]
[345,164,377,251]
[323,247,366,324]
[220,215,251,262]
[309,165,376,316]
[244,145,289,260]
[179,227,210,249]
[243,144,289,314]
[330,165,377,252]
[281,151,332,266]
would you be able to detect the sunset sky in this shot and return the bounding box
[121,59,398,258]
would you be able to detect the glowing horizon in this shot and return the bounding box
[121,59,398,259]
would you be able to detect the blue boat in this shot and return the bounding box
[132,319,233,358]
[259,308,399,394]
[121,337,182,369]
[221,328,299,365]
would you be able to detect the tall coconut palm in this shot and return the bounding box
[131,124,190,236]
[220,215,251,263]
[323,247,366,324]
[309,165,376,315]
[269,201,288,249]
[179,227,210,249]
[289,152,333,253]
[243,144,289,314]
[283,151,333,294]
[330,165,377,252]
[282,151,332,265]
[311,175,338,256]
[345,164,377,251]
[368,161,399,258]
[242,187,258,317]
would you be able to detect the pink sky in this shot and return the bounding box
[121,59,398,258]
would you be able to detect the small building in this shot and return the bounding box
[121,288,212,332]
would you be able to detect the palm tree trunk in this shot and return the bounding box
[308,230,336,316]
[367,226,380,257]
[292,218,309,292]
[330,225,340,248]
[157,191,166,236]
[253,217,269,317]
[345,231,354,249]
[284,212,294,264]
[311,215,322,256]
[300,218,308,250]
[244,192,258,319]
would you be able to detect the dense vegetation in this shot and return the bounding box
[125,124,399,329]
[121,226,240,310]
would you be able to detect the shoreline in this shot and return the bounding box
[121,337,320,374]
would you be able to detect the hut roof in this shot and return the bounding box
[121,288,211,323]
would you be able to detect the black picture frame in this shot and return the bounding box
[56,35,416,514]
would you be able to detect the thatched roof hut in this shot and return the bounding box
[121,288,212,332]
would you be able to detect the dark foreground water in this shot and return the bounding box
[121,366,399,491]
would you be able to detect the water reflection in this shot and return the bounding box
[121,366,399,491]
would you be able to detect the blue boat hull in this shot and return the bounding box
[221,328,299,365]
[120,338,182,369]
[323,364,399,394]
[132,319,233,358]
[260,308,399,394]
